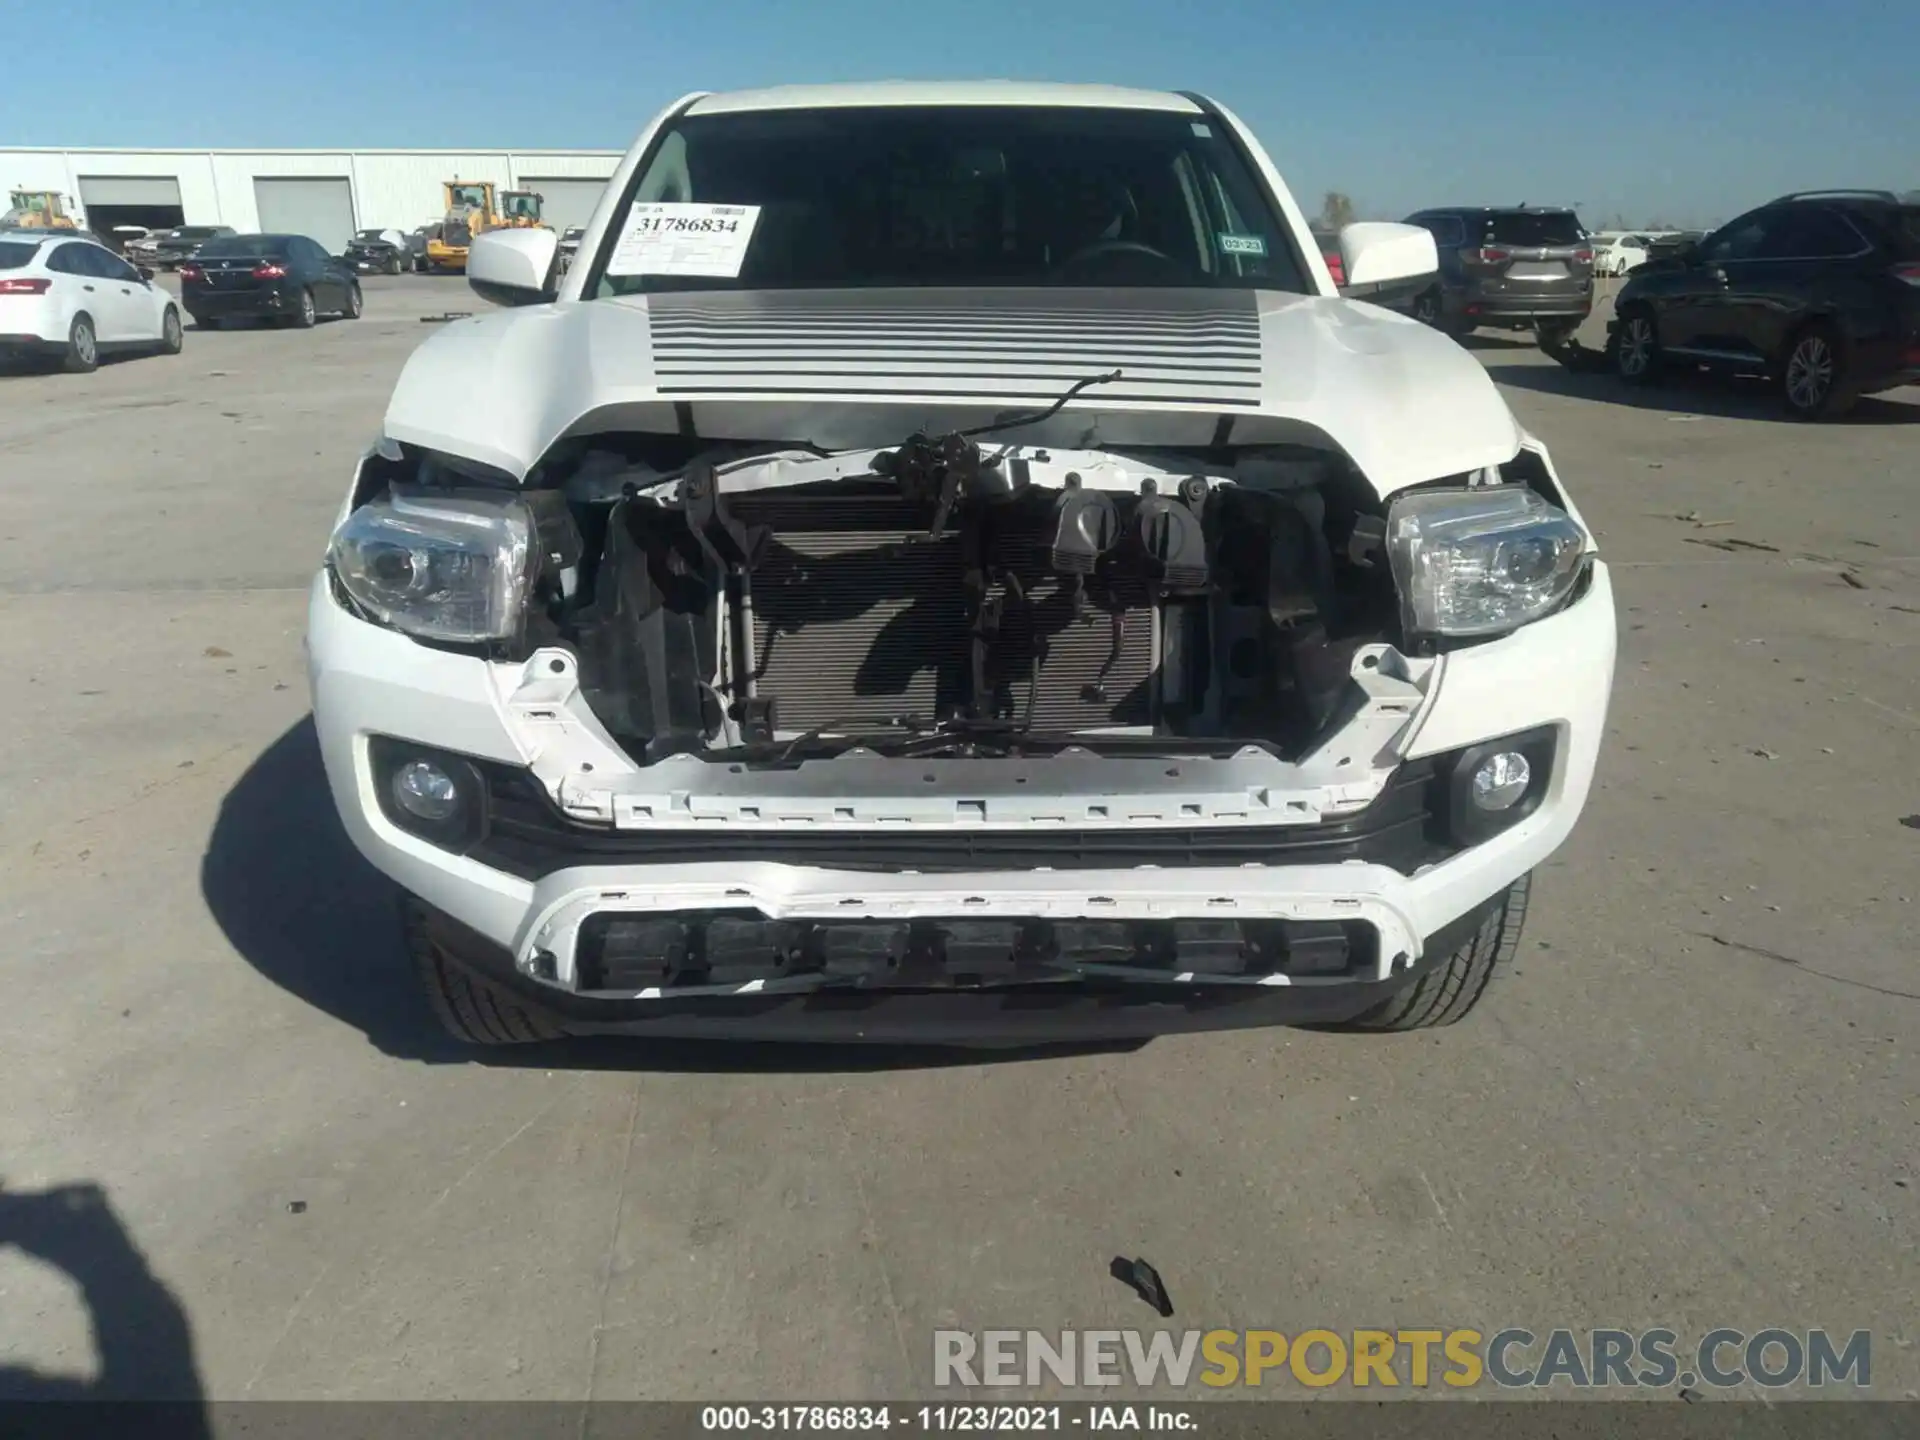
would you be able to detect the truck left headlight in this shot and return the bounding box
[328,485,532,644]
[1387,485,1588,639]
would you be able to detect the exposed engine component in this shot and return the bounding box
[555,437,1396,764]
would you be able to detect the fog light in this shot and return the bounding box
[391,758,460,823]
[1470,751,1531,812]
[1442,726,1557,848]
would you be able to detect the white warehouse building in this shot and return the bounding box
[2,147,625,254]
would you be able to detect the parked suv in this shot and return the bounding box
[1608,191,1920,419]
[1403,207,1594,350]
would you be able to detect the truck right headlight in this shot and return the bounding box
[1387,485,1587,639]
[328,485,533,644]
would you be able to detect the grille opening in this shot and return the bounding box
[573,910,1377,993]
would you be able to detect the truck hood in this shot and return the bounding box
[383,287,1524,499]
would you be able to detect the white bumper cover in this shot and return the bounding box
[307,558,1616,997]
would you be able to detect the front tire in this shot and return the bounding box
[63,314,98,373]
[1779,322,1854,420]
[1345,875,1530,1031]
[404,897,565,1046]
[1609,304,1662,384]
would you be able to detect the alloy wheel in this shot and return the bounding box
[1617,316,1654,377]
[1784,334,1834,411]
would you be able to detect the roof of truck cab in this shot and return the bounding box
[685,81,1203,116]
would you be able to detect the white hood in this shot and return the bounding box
[383,287,1523,499]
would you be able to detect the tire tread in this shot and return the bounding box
[1346,874,1530,1031]
[404,896,564,1045]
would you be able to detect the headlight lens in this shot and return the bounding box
[329,485,532,643]
[1387,485,1587,638]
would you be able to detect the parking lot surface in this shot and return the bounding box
[2,275,1916,1401]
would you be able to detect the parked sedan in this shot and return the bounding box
[0,231,183,372]
[144,225,236,271]
[344,228,411,275]
[180,233,363,330]
[1592,233,1655,277]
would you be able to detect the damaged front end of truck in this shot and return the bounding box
[307,282,1612,1041]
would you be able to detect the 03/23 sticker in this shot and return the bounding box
[608,202,763,277]
[1217,232,1268,257]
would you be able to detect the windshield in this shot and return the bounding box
[9,192,48,214]
[502,193,540,218]
[1480,211,1584,246]
[591,104,1306,296]
[197,236,287,258]
[353,230,387,242]
[447,185,488,209]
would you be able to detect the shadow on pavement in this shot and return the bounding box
[202,718,1143,1074]
[1456,332,1539,351]
[1487,355,1920,425]
[0,1181,210,1435]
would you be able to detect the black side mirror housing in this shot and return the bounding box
[136,265,155,281]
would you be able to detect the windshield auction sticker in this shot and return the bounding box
[607,202,762,276]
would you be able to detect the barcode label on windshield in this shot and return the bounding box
[608,203,762,276]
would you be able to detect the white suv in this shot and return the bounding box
[308,82,1616,1046]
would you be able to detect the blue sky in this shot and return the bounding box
[9,0,1915,227]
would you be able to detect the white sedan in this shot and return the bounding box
[1592,233,1654,276]
[0,231,184,372]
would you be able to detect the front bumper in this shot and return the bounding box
[308,549,1616,1036]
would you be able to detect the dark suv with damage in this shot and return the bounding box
[1402,207,1594,351]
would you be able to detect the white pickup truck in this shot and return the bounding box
[307,81,1616,1047]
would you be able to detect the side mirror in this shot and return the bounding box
[136,265,154,281]
[467,227,559,307]
[1336,222,1440,293]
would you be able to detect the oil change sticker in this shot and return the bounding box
[607,202,762,277]
[1217,233,1268,257]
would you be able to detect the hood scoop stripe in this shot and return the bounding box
[644,289,1265,409]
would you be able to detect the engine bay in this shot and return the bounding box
[507,429,1405,768]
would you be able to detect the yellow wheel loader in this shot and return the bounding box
[2,190,80,230]
[423,182,548,273]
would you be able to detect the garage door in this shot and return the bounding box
[79,176,183,207]
[253,177,356,254]
[517,177,610,233]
